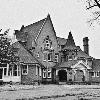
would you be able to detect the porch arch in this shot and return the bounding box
[74,70,85,82]
[58,70,67,82]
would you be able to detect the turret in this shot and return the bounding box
[83,37,89,55]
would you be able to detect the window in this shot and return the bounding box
[48,53,52,61]
[43,72,46,78]
[96,71,99,77]
[47,72,51,78]
[55,54,58,62]
[13,65,17,76]
[68,55,73,60]
[48,68,51,72]
[43,53,47,61]
[22,64,28,75]
[8,64,13,76]
[37,52,39,57]
[91,71,95,77]
[4,68,7,76]
[45,40,50,49]
[47,68,51,78]
[43,69,46,78]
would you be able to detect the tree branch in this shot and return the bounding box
[94,0,100,8]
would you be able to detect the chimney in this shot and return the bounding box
[83,37,89,55]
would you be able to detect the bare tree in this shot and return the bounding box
[85,0,100,25]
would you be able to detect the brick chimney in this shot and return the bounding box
[83,37,89,55]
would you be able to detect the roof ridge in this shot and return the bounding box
[35,17,47,41]
[23,17,47,29]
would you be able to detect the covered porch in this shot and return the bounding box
[54,60,91,83]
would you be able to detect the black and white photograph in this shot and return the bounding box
[0,0,100,100]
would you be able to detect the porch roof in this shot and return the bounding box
[55,60,78,69]
[92,59,100,71]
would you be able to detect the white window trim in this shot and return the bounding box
[96,71,99,77]
[48,68,51,72]
[36,64,38,76]
[47,72,51,78]
[22,64,28,75]
[43,72,46,78]
[39,67,41,76]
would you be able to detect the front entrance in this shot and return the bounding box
[0,68,3,79]
[74,70,85,82]
[58,70,67,82]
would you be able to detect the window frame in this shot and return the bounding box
[91,71,95,77]
[22,64,28,75]
[48,53,52,61]
[45,40,50,49]
[47,72,51,78]
[55,54,59,62]
[96,71,99,77]
[43,53,47,61]
[13,64,18,76]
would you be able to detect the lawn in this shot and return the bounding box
[0,84,100,100]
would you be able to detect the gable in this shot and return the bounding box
[21,18,46,41]
[71,61,91,70]
[36,15,58,51]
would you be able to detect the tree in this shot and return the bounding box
[85,0,100,25]
[0,30,19,64]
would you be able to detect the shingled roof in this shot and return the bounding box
[63,32,76,50]
[55,60,78,69]
[57,37,67,45]
[92,59,100,71]
[76,49,92,59]
[12,42,40,64]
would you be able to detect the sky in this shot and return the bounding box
[0,0,100,58]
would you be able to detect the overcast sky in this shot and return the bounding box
[0,0,100,58]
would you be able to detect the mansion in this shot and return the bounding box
[0,14,100,84]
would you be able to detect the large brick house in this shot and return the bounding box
[0,14,100,84]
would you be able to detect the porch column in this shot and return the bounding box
[83,69,89,81]
[6,64,9,76]
[56,70,59,76]
[72,69,76,81]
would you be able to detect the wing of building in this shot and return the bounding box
[0,14,100,84]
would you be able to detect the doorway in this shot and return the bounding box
[75,70,85,82]
[58,70,67,82]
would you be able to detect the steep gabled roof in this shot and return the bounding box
[92,59,100,71]
[35,14,57,42]
[12,42,39,64]
[63,32,76,50]
[21,18,47,41]
[76,49,92,59]
[66,31,76,47]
